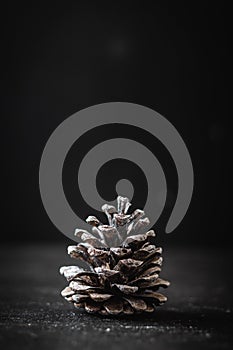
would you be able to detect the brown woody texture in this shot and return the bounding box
[60,196,170,315]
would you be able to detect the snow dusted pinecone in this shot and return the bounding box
[60,196,170,315]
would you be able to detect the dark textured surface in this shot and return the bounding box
[0,244,232,350]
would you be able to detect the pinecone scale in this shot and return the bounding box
[60,196,170,315]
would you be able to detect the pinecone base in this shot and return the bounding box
[60,230,170,316]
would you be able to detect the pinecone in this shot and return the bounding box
[60,196,170,315]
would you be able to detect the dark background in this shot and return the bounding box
[1,4,233,350]
[1,2,232,246]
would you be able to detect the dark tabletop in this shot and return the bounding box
[0,243,232,350]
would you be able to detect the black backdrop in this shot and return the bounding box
[1,2,232,246]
